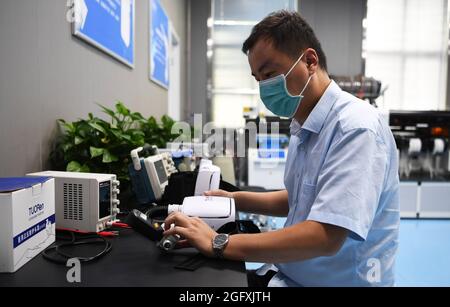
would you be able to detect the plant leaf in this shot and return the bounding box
[79,164,90,173]
[74,136,84,145]
[110,129,132,141]
[88,122,106,135]
[121,133,132,141]
[116,102,130,116]
[59,121,75,134]
[90,146,104,158]
[161,115,174,128]
[67,161,82,172]
[102,149,119,163]
[147,116,158,127]
[130,112,144,121]
[62,143,73,152]
[97,103,119,121]
[130,130,145,137]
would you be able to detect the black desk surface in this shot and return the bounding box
[0,229,248,287]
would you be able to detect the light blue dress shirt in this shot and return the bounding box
[267,80,400,287]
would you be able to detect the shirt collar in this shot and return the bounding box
[290,80,341,136]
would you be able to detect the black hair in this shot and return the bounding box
[242,10,328,71]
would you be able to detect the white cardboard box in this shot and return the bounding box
[0,177,55,272]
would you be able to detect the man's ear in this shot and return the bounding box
[305,48,319,73]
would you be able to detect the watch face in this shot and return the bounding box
[214,234,228,246]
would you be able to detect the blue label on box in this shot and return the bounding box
[0,177,51,193]
[13,215,55,248]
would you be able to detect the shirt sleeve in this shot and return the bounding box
[307,127,388,241]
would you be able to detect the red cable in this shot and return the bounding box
[56,227,119,237]
[98,231,119,237]
[111,222,131,229]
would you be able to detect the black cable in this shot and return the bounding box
[42,230,112,265]
[42,231,76,264]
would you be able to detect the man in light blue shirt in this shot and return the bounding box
[163,10,399,287]
[269,80,399,287]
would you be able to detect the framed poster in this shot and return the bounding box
[150,0,170,89]
[73,0,135,68]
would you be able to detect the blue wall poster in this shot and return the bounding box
[150,0,170,89]
[73,0,135,68]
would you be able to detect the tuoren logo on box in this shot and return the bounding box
[29,202,44,217]
[0,177,56,273]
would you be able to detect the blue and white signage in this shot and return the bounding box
[150,0,170,89]
[73,0,135,67]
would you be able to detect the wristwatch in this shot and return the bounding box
[212,233,229,259]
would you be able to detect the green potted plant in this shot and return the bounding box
[50,102,180,206]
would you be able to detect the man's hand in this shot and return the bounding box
[204,189,234,198]
[163,212,218,257]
